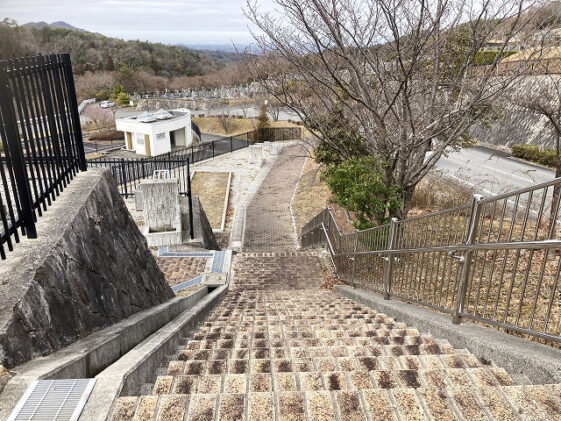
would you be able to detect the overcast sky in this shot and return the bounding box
[1,0,272,45]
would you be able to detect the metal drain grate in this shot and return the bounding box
[8,379,96,421]
[211,251,226,272]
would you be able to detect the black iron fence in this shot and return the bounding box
[88,126,302,168]
[88,157,191,198]
[248,127,302,142]
[159,127,302,163]
[88,156,194,238]
[0,54,87,260]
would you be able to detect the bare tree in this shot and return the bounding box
[74,71,115,102]
[239,96,254,118]
[510,75,561,223]
[82,105,114,133]
[267,98,283,121]
[217,110,234,133]
[246,0,544,218]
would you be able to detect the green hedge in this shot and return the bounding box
[511,144,558,167]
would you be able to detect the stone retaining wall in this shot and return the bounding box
[0,168,174,369]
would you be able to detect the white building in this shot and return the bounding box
[116,109,193,157]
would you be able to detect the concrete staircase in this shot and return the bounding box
[110,253,561,420]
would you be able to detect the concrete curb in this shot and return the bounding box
[230,153,275,251]
[289,153,307,250]
[335,284,561,385]
[80,284,228,421]
[191,170,232,234]
[0,288,209,419]
[217,171,233,233]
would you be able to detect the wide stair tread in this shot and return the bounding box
[112,384,561,420]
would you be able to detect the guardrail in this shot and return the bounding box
[78,98,95,114]
[302,178,561,343]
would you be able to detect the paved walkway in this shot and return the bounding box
[110,141,561,421]
[243,143,307,252]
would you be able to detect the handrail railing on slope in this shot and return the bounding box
[301,177,561,343]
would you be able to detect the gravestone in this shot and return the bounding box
[249,144,263,165]
[141,178,182,246]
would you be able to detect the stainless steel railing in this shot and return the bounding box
[301,178,561,343]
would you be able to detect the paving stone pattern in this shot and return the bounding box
[156,257,209,288]
[243,143,307,252]
[111,142,561,420]
[111,251,561,420]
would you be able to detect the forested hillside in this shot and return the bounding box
[0,18,247,99]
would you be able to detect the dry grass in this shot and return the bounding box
[291,157,354,242]
[191,171,230,229]
[410,173,475,215]
[192,116,307,137]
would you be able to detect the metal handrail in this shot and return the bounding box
[301,178,561,343]
[333,239,561,256]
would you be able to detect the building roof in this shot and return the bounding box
[118,109,189,125]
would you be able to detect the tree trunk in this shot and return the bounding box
[398,186,416,220]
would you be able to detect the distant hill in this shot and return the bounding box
[22,21,86,31]
[181,43,260,54]
[0,18,240,78]
[181,44,247,53]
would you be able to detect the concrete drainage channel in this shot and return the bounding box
[0,284,228,421]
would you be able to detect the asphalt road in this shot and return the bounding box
[83,141,119,154]
[191,106,300,121]
[434,145,555,198]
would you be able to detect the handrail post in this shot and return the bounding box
[384,217,399,300]
[351,230,359,286]
[452,194,484,324]
[324,208,331,245]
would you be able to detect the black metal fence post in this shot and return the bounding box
[62,54,87,171]
[212,141,215,158]
[230,136,233,152]
[187,159,194,240]
[191,146,195,164]
[0,62,37,239]
[120,158,129,198]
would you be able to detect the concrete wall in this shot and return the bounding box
[116,113,192,157]
[0,168,174,369]
[471,103,557,149]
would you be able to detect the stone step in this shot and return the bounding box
[167,351,488,372]
[237,251,319,258]
[111,252,561,420]
[111,384,561,421]
[151,366,515,396]
[172,349,486,371]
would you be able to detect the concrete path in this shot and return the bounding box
[242,143,308,252]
